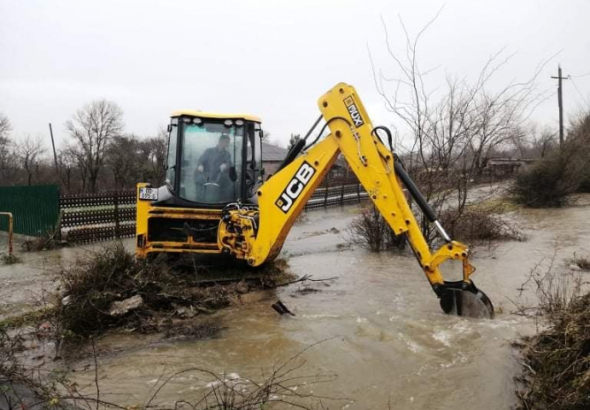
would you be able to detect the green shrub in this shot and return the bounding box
[510,155,581,207]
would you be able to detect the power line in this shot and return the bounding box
[569,71,590,79]
[568,76,590,107]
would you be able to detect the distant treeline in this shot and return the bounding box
[0,101,166,193]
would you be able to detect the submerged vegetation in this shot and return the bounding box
[1,327,336,410]
[348,206,406,252]
[349,204,523,252]
[438,207,524,245]
[570,253,590,271]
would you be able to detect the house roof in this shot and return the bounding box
[262,142,289,162]
[171,111,261,123]
[261,142,349,169]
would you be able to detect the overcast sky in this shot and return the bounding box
[1,0,589,149]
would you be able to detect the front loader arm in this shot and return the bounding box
[219,83,493,317]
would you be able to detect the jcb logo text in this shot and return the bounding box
[275,162,316,213]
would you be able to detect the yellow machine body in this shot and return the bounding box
[135,83,493,318]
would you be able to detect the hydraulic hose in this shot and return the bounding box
[393,160,437,223]
[393,156,452,243]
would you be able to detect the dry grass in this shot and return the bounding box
[517,257,585,316]
[515,257,590,409]
[516,293,590,410]
[1,329,338,410]
[0,329,57,409]
[1,254,21,265]
[570,253,590,271]
[137,341,339,410]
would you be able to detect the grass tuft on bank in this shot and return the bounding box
[516,292,590,410]
[1,254,21,265]
[570,253,590,271]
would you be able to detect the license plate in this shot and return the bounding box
[139,187,158,201]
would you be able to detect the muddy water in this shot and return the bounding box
[6,198,590,409]
[0,234,126,320]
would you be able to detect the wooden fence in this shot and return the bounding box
[60,177,368,244]
[305,175,368,210]
[60,191,136,244]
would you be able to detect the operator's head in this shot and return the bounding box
[218,134,230,150]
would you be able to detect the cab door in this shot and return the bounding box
[242,122,264,199]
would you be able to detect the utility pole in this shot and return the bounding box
[48,123,60,178]
[551,65,568,149]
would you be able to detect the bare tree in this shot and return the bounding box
[17,135,46,186]
[103,129,168,190]
[105,134,141,189]
[66,100,124,192]
[0,112,10,140]
[63,145,90,192]
[0,113,11,166]
[0,113,17,185]
[288,133,301,150]
[369,12,552,240]
[56,148,78,193]
[521,125,557,159]
[141,128,168,186]
[534,130,557,159]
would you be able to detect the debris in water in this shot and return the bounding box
[109,295,144,317]
[271,300,295,316]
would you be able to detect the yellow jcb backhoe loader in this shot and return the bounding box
[135,83,494,318]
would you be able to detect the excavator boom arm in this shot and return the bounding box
[218,83,494,318]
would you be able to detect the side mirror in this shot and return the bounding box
[229,166,237,182]
[259,129,265,139]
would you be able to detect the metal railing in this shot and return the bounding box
[0,212,14,256]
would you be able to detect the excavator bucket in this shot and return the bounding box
[439,281,494,319]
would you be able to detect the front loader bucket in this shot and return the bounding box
[439,281,494,319]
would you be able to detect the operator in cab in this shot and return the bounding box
[195,134,233,202]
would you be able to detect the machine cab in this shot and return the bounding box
[164,112,264,207]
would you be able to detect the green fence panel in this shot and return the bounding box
[0,185,60,237]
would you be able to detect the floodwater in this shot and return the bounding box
[2,196,590,409]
